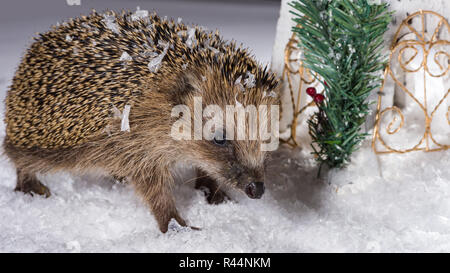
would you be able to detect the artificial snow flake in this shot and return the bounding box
[158,40,169,48]
[119,52,132,61]
[244,72,256,88]
[177,30,185,38]
[234,93,243,107]
[207,45,220,54]
[112,105,131,132]
[167,219,191,233]
[66,0,81,6]
[121,105,131,132]
[147,41,170,73]
[349,45,356,54]
[185,27,197,48]
[234,75,245,92]
[102,14,120,34]
[65,241,81,253]
[235,75,242,85]
[263,91,278,98]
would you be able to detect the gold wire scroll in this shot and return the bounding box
[280,31,320,147]
[372,10,450,154]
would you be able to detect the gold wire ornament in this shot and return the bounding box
[372,10,450,154]
[280,30,321,148]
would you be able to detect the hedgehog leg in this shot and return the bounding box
[195,170,229,205]
[132,168,193,233]
[111,175,127,184]
[14,169,51,198]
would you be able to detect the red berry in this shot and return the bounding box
[306,87,317,97]
[314,94,325,104]
[324,81,328,87]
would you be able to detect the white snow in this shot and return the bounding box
[102,14,120,34]
[0,0,449,253]
[130,6,149,22]
[207,45,220,55]
[185,27,197,49]
[263,90,277,98]
[234,75,245,92]
[244,72,256,88]
[168,218,192,233]
[66,0,81,6]
[121,105,131,132]
[147,41,169,73]
[119,52,132,62]
[0,119,449,252]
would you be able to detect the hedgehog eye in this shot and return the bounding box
[212,131,227,146]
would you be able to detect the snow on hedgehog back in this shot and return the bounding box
[3,8,280,232]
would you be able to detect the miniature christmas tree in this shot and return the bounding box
[289,0,392,170]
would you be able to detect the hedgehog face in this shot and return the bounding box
[212,128,269,198]
[184,121,268,199]
[172,70,279,199]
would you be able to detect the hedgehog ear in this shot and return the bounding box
[169,72,202,104]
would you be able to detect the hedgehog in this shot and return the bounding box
[3,9,280,233]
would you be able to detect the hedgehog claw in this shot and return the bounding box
[207,189,230,205]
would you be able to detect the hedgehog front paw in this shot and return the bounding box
[15,181,51,198]
[205,188,230,205]
[195,173,230,205]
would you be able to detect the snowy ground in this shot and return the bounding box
[1,137,449,252]
[1,0,450,253]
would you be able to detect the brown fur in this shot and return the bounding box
[3,10,280,232]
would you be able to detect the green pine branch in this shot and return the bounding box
[289,0,392,170]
